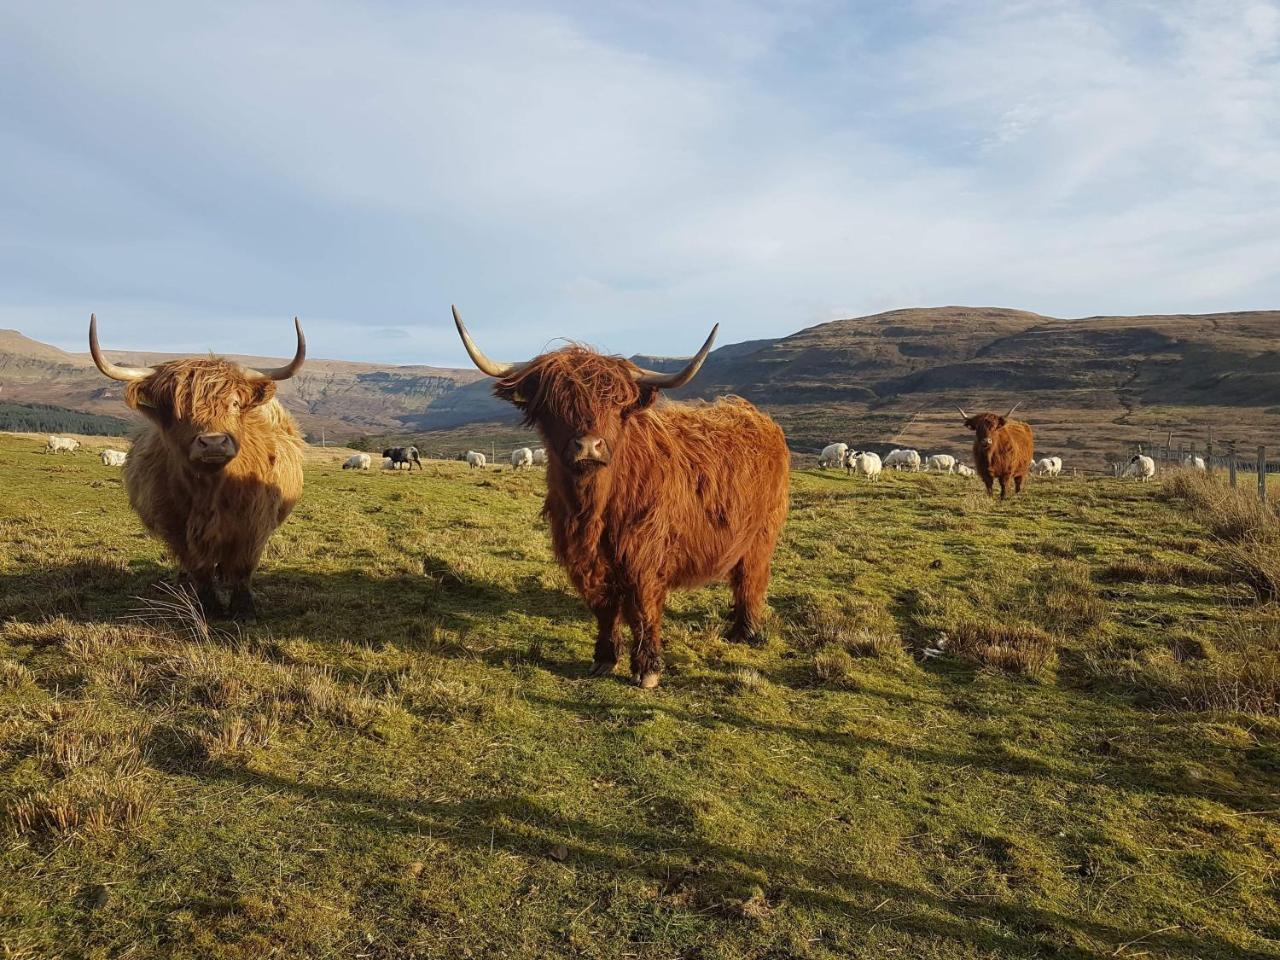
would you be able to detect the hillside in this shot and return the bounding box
[0,329,484,440]
[5,307,1279,457]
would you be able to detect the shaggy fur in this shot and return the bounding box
[494,347,790,688]
[964,412,1034,499]
[116,357,304,618]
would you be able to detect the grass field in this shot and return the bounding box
[1,432,1278,959]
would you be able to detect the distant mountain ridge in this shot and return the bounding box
[3,307,1278,457]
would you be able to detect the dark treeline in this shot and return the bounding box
[0,402,131,436]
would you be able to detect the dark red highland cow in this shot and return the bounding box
[960,404,1034,499]
[452,306,789,689]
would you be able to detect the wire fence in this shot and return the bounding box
[1121,438,1275,502]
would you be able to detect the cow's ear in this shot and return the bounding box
[963,418,976,431]
[625,386,659,418]
[495,373,534,410]
[997,416,1007,427]
[124,381,169,425]
[246,380,276,409]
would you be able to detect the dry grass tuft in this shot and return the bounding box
[728,666,768,693]
[1164,472,1280,600]
[1101,556,1228,586]
[1144,652,1280,717]
[947,621,1057,676]
[1032,562,1108,637]
[786,596,902,658]
[813,645,857,686]
[8,770,152,839]
[0,658,34,687]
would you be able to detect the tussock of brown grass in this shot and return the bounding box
[1164,472,1280,600]
[0,658,33,687]
[8,771,152,838]
[947,621,1057,676]
[1033,562,1107,636]
[728,666,768,693]
[1100,556,1229,586]
[1144,652,1280,717]
[786,596,903,658]
[400,668,487,721]
[813,645,857,686]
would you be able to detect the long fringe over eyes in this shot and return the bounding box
[498,348,644,428]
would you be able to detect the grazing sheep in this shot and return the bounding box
[884,448,922,471]
[1123,454,1156,482]
[847,450,882,481]
[1034,456,1063,478]
[1183,455,1206,471]
[925,454,956,473]
[956,463,976,478]
[100,448,128,466]
[466,450,487,469]
[511,447,534,471]
[44,436,81,454]
[818,443,848,469]
[532,448,547,465]
[343,453,372,470]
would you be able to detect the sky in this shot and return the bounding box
[2,0,1278,366]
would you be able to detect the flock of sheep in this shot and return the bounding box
[816,441,1064,482]
[339,445,549,472]
[40,434,1200,486]
[44,435,128,465]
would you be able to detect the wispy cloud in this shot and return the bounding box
[1,0,1277,364]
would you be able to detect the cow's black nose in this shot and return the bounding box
[191,433,238,463]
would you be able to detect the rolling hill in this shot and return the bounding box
[3,307,1278,460]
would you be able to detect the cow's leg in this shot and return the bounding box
[221,543,265,622]
[1014,473,1025,494]
[999,476,1010,500]
[623,583,666,690]
[983,478,994,497]
[588,595,623,677]
[178,569,225,619]
[728,548,771,644]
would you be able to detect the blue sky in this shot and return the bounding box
[3,1,1278,365]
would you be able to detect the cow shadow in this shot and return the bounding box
[183,762,1276,960]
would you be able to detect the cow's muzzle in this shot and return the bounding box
[570,435,610,467]
[190,433,239,468]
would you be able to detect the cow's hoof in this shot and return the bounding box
[633,671,661,690]
[194,588,227,620]
[228,588,258,622]
[588,659,617,677]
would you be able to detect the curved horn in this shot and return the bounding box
[452,305,518,378]
[245,317,306,381]
[632,324,719,389]
[1005,401,1021,418]
[89,314,154,382]
[956,406,969,420]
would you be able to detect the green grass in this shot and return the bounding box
[1,434,1278,959]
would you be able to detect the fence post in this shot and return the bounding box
[1258,445,1267,502]
[1228,443,1237,487]
[1205,438,1213,471]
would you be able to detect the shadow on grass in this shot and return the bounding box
[526,691,1280,820]
[194,763,1275,960]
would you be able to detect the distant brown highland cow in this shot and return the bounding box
[90,315,306,618]
[960,404,1034,499]
[452,307,789,689]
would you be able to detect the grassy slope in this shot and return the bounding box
[0,434,1277,959]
